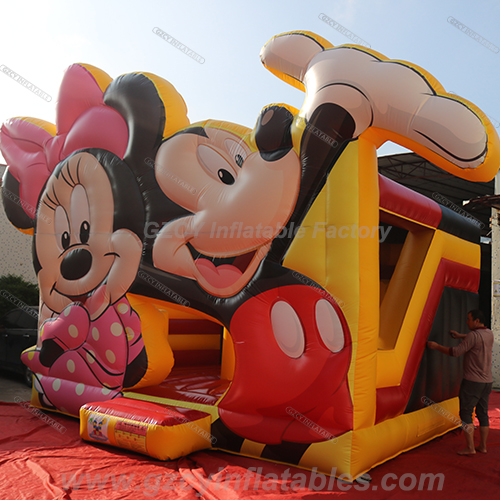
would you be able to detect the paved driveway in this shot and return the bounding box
[0,370,32,402]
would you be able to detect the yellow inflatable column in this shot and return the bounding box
[126,294,175,388]
[351,136,379,432]
[284,136,380,477]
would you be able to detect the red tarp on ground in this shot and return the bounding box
[1,393,500,499]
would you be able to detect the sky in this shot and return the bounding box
[0,0,499,163]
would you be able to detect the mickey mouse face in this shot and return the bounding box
[36,152,143,320]
[153,112,301,298]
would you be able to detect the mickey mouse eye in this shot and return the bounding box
[198,144,238,185]
[218,169,235,185]
[225,139,248,168]
[80,221,90,244]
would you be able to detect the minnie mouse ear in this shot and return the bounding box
[104,72,189,177]
[1,168,35,234]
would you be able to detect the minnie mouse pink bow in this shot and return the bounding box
[0,63,129,217]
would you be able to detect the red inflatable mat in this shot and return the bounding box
[81,397,209,426]
[127,365,230,406]
[1,392,500,499]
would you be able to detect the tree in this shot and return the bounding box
[0,274,39,319]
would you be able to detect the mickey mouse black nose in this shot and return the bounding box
[60,248,93,280]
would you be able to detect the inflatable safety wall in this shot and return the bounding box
[2,31,499,480]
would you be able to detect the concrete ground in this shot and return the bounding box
[0,370,32,402]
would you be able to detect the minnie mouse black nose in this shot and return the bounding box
[60,248,93,280]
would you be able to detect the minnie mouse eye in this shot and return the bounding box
[61,231,70,250]
[80,221,90,244]
[55,205,71,253]
[70,184,91,245]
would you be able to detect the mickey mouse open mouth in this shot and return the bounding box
[187,242,257,290]
[189,242,271,297]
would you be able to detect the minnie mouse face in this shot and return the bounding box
[35,151,143,320]
[152,109,301,298]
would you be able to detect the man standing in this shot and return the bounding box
[427,310,494,455]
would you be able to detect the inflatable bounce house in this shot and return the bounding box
[2,31,499,480]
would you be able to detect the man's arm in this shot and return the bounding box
[427,341,452,356]
[450,330,467,339]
